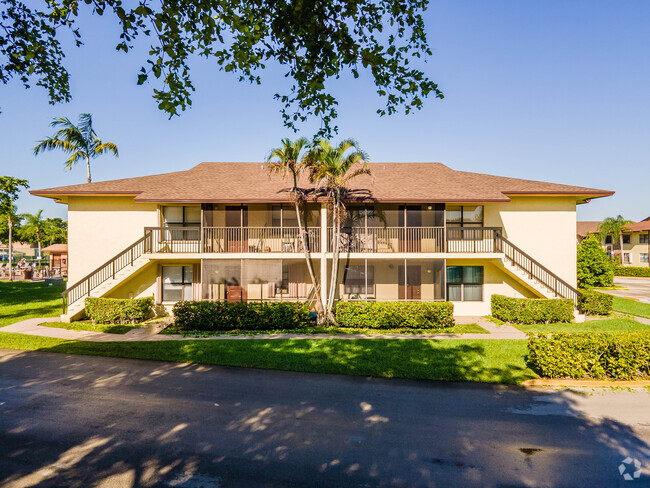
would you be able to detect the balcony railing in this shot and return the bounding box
[327,227,502,253]
[143,226,503,254]
[144,227,321,254]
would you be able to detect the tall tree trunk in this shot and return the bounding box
[327,200,341,317]
[293,193,323,312]
[86,154,92,183]
[37,229,41,267]
[8,216,12,282]
[619,234,625,265]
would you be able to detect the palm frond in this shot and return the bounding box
[94,141,119,157]
[64,151,87,170]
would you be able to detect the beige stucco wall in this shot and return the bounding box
[67,196,159,285]
[106,263,158,300]
[484,196,577,287]
[622,232,650,267]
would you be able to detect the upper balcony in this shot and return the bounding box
[143,226,503,254]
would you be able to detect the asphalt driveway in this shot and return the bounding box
[0,349,649,487]
[608,277,650,304]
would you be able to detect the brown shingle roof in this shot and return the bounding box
[31,162,614,204]
[577,221,601,237]
[42,244,68,253]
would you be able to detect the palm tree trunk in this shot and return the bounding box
[292,194,323,312]
[85,154,92,183]
[8,216,13,282]
[327,200,341,316]
[619,234,625,265]
[36,229,41,267]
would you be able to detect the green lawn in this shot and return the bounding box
[0,332,535,384]
[0,281,65,327]
[612,296,650,319]
[39,321,138,335]
[515,317,650,334]
[163,322,487,337]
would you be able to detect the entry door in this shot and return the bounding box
[398,265,421,300]
[398,205,422,252]
[226,206,248,252]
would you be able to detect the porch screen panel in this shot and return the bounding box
[241,260,283,301]
[202,259,242,301]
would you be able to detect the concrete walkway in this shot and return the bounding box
[1,317,527,341]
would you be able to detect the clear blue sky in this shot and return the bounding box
[1,0,648,222]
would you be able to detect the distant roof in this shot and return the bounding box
[577,221,601,237]
[577,220,650,236]
[31,162,614,204]
[42,244,68,253]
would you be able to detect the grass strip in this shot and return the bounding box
[163,323,487,337]
[612,296,650,319]
[515,317,650,334]
[0,281,65,327]
[39,321,138,335]
[0,332,534,384]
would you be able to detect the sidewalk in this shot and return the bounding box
[1,317,528,342]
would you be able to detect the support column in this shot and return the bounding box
[320,203,328,306]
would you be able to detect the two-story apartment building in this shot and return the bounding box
[32,162,613,321]
[578,218,650,266]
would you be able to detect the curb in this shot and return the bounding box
[522,379,650,387]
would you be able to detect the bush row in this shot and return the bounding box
[172,301,312,331]
[528,332,650,380]
[577,290,613,315]
[85,297,154,324]
[491,295,574,324]
[614,266,650,277]
[335,301,455,329]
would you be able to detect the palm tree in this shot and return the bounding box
[34,113,118,183]
[18,210,45,262]
[599,215,633,265]
[305,139,371,323]
[265,137,323,312]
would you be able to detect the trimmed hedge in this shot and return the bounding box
[335,301,455,329]
[578,290,613,315]
[491,295,574,324]
[615,266,650,277]
[172,301,312,331]
[85,297,154,324]
[528,332,650,379]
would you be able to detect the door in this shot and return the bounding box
[398,265,421,300]
[398,205,422,252]
[226,206,248,252]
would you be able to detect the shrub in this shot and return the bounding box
[528,332,650,379]
[491,295,574,324]
[577,235,614,288]
[614,266,650,277]
[578,289,613,315]
[335,301,454,329]
[172,301,312,331]
[85,296,154,324]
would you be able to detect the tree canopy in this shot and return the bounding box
[0,0,442,136]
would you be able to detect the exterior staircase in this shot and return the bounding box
[495,235,581,305]
[61,232,152,322]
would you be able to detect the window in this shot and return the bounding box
[623,235,631,244]
[162,266,193,302]
[271,204,298,228]
[641,253,649,264]
[163,206,200,227]
[605,235,612,244]
[623,252,631,264]
[446,205,484,227]
[640,234,649,244]
[344,265,375,296]
[446,266,483,301]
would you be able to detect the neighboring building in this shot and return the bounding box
[577,217,650,267]
[42,243,68,276]
[31,162,613,321]
[0,241,38,261]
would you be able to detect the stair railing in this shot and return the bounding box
[62,230,152,314]
[497,235,581,305]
